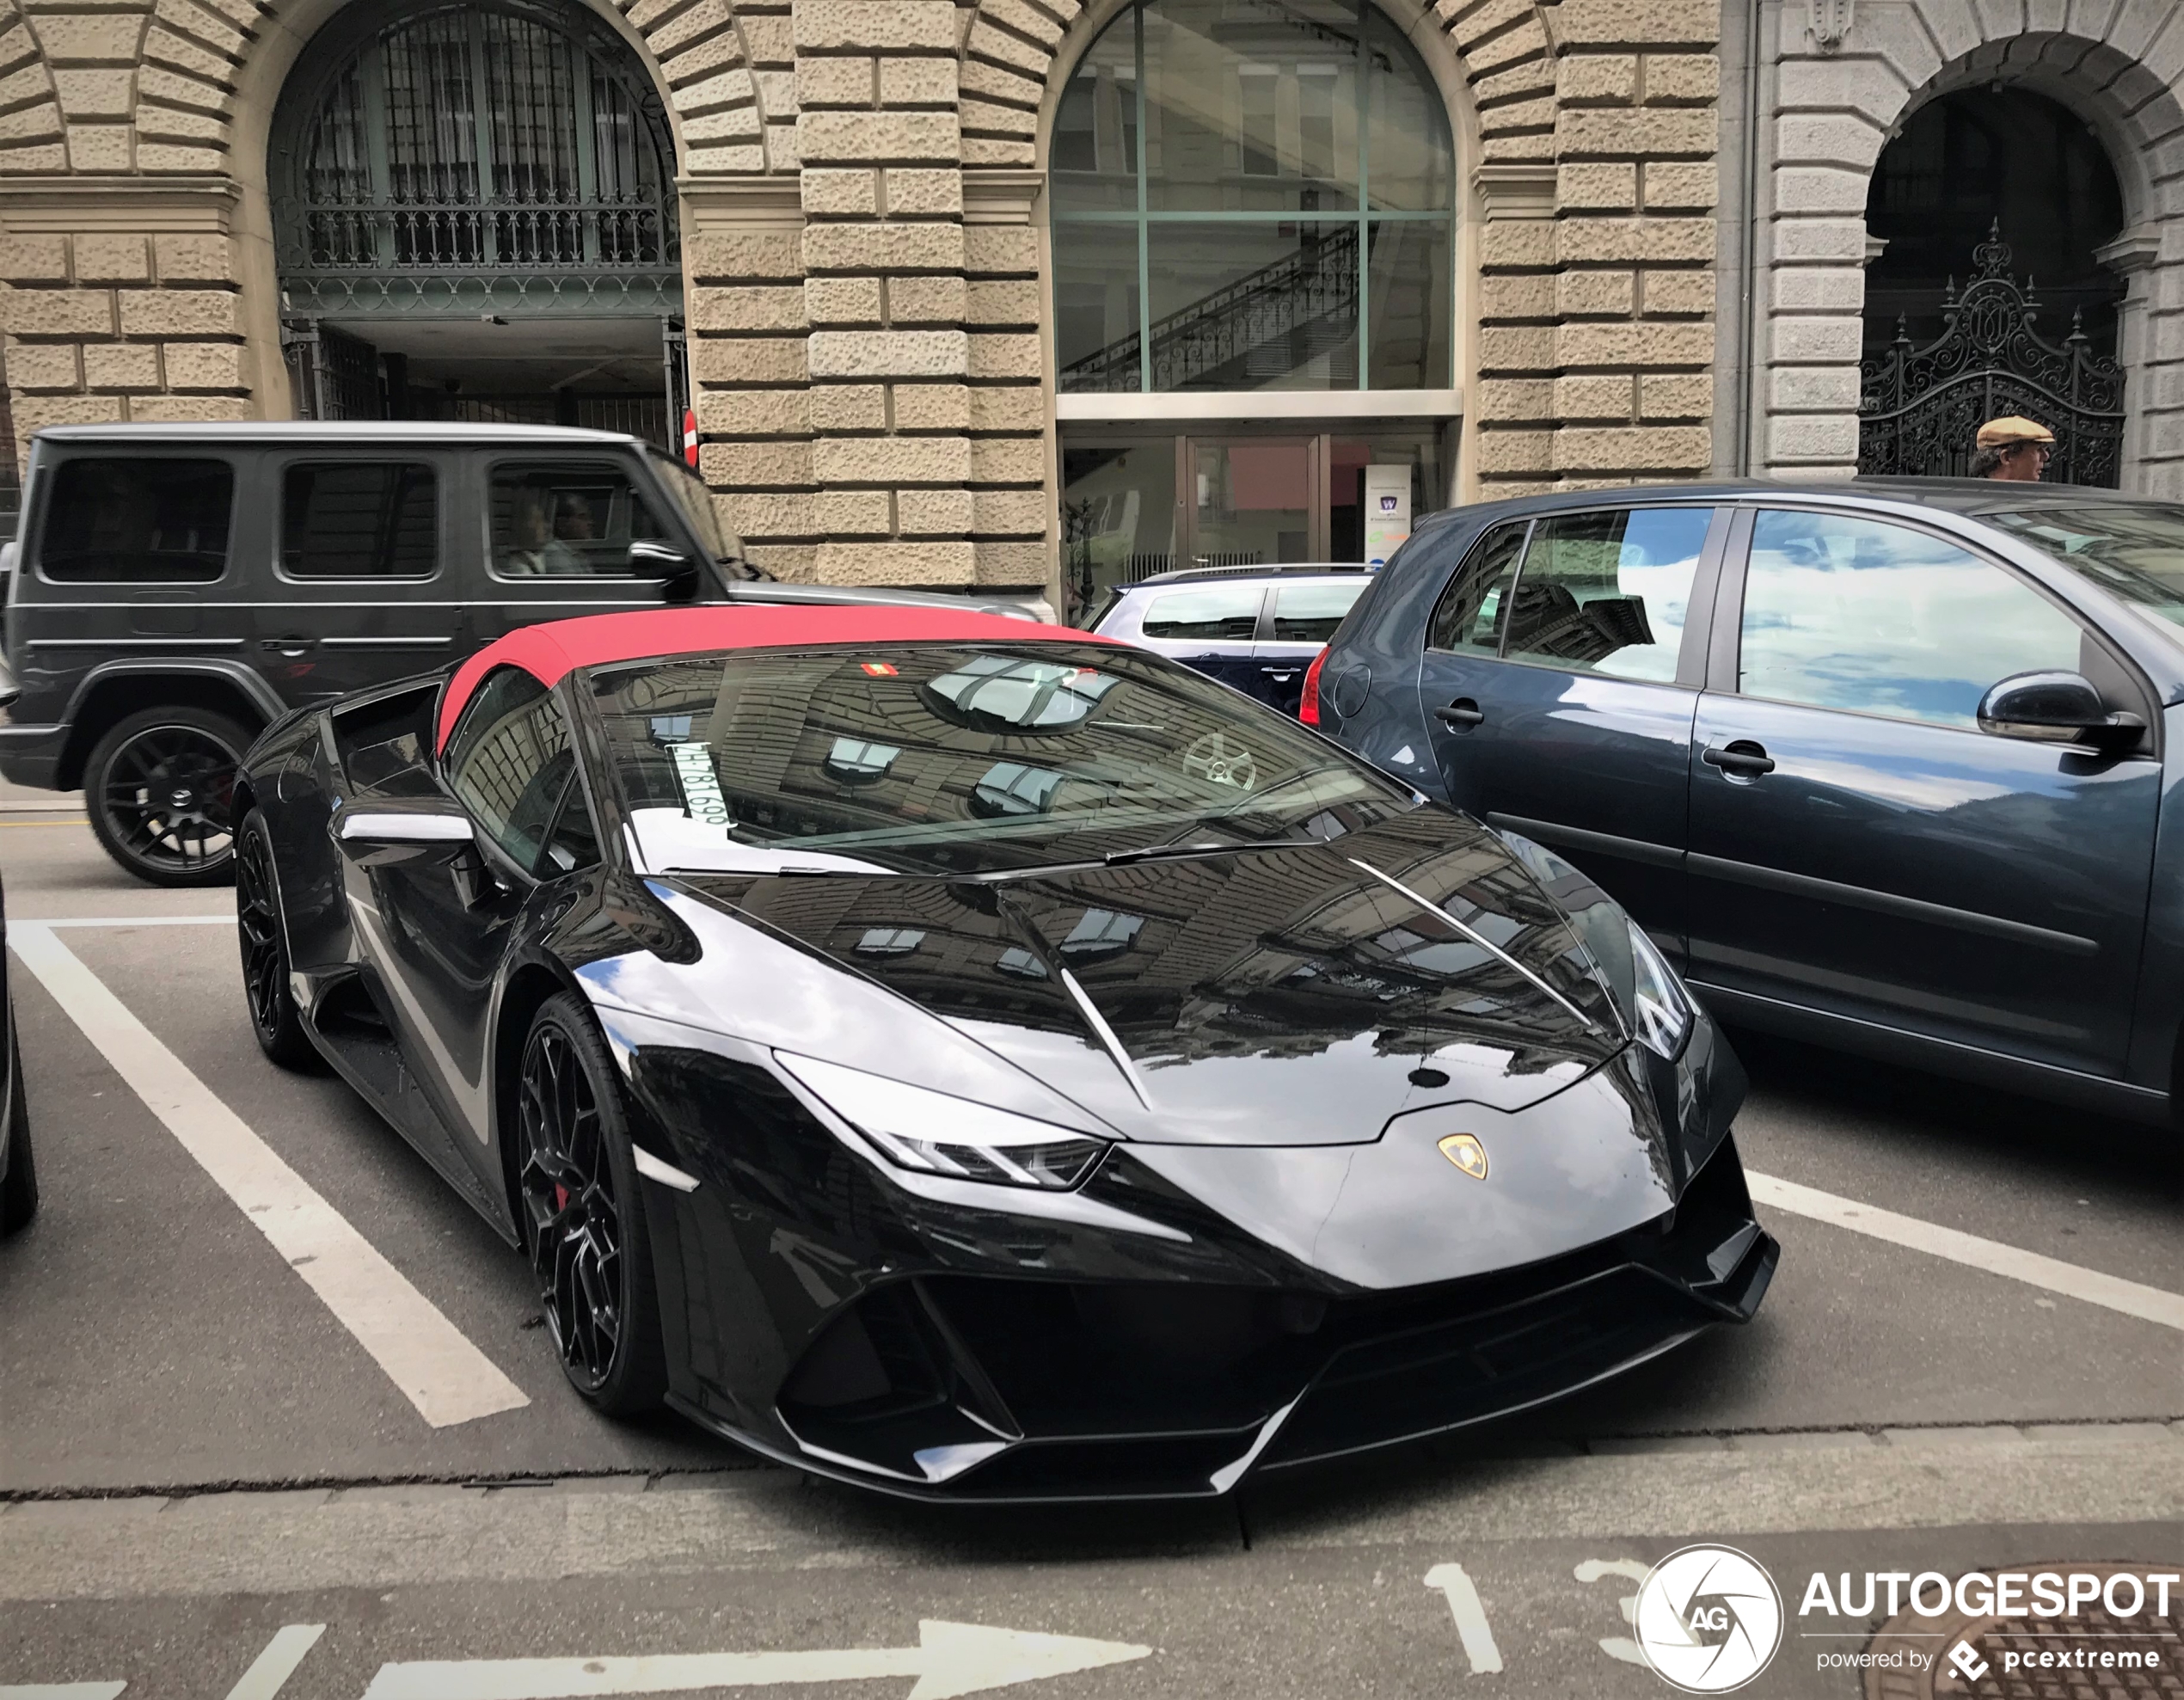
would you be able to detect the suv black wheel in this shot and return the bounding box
[516,991,667,1415]
[85,706,251,887]
[236,811,318,1070]
[2,1016,36,1235]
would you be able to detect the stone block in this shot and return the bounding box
[69,125,135,171]
[898,487,974,535]
[1556,215,1714,266]
[1481,273,1555,319]
[890,383,969,430]
[959,138,1036,169]
[33,15,145,62]
[804,276,883,325]
[878,58,956,106]
[690,335,808,384]
[1481,95,1557,139]
[4,341,82,390]
[1639,371,1712,420]
[965,20,1048,77]
[137,65,234,114]
[142,27,229,82]
[1477,324,1556,372]
[647,2,734,62]
[1555,373,1635,420]
[1642,52,1719,102]
[9,289,115,337]
[137,104,228,145]
[83,341,163,389]
[801,168,879,215]
[1766,412,1860,461]
[703,438,813,486]
[972,488,1046,536]
[799,109,961,165]
[811,433,971,484]
[1768,216,1870,265]
[967,385,1042,432]
[968,333,1040,379]
[960,98,1038,138]
[966,279,1038,327]
[1642,267,1715,314]
[1644,161,1716,212]
[885,168,962,215]
[812,488,893,536]
[794,0,956,52]
[683,106,763,143]
[672,67,757,115]
[1767,365,1861,410]
[128,394,248,422]
[1558,162,1638,211]
[0,63,47,108]
[53,69,132,118]
[721,491,816,538]
[1474,427,1554,475]
[11,395,123,438]
[970,435,1044,481]
[1776,57,1906,121]
[684,143,769,175]
[1477,220,1556,270]
[660,32,746,84]
[0,236,69,283]
[0,142,68,174]
[1559,52,1638,102]
[1557,320,1715,366]
[963,224,1038,276]
[1473,377,1553,421]
[1558,107,1717,158]
[959,57,1043,108]
[739,14,793,64]
[1768,315,1862,363]
[889,275,967,324]
[685,231,801,282]
[744,543,817,580]
[972,540,1049,585]
[689,285,807,332]
[811,383,887,431]
[696,386,810,435]
[808,328,969,378]
[73,234,149,284]
[795,56,873,108]
[1555,0,1719,45]
[983,0,1067,48]
[1774,112,1886,171]
[815,539,974,585]
[1554,423,1710,472]
[1770,265,1863,311]
[1557,268,1636,316]
[1773,166,1869,216]
[802,219,964,273]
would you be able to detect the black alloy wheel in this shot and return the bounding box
[1,1015,36,1235]
[517,992,666,1415]
[236,811,317,1070]
[84,706,251,887]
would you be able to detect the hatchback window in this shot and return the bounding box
[1426,522,1526,654]
[40,458,232,583]
[490,460,669,578]
[1740,510,2086,730]
[281,463,437,579]
[1501,507,1711,683]
[1140,586,1262,641]
[1272,580,1366,642]
[1986,505,2184,632]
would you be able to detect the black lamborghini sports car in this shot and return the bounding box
[234,603,1776,1500]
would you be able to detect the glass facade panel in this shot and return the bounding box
[1055,232,1144,393]
[1062,440,1180,623]
[1051,24,1139,213]
[1146,221,1357,390]
[1194,440,1314,564]
[1366,219,1451,390]
[1364,7,1452,211]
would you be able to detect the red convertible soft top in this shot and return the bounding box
[436,604,1102,752]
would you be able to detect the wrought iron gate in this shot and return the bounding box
[282,319,383,420]
[1857,224,2124,486]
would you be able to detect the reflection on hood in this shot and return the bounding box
[673,811,1624,1146]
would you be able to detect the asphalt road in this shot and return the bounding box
[3,805,2179,1700]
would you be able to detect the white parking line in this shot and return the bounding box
[1748,1170,2184,1332]
[9,921,530,1427]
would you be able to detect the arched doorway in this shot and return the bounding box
[1858,88,2127,482]
[269,0,684,442]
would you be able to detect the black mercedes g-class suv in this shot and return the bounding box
[1,422,1033,885]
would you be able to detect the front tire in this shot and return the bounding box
[517,992,667,1415]
[236,810,317,1070]
[2,1016,37,1234]
[85,706,251,887]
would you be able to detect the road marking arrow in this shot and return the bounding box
[359,1621,1152,1700]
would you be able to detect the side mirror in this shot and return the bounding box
[629,538,701,603]
[1977,670,2145,752]
[334,800,477,867]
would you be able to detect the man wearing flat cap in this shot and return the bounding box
[1971,415,2055,481]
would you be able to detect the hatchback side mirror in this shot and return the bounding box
[629,538,701,603]
[1977,670,2145,752]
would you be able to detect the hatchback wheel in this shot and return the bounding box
[517,992,666,1415]
[85,707,250,887]
[236,811,318,1070]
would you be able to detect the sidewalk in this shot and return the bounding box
[0,774,83,813]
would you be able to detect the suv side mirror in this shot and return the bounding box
[629,538,700,603]
[1977,670,2145,752]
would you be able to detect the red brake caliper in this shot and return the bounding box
[554,1184,570,1212]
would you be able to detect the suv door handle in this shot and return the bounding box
[1434,698,1486,728]
[1702,740,1776,776]
[261,635,317,656]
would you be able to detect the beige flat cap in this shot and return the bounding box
[1976,415,2056,449]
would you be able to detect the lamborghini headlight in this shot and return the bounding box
[1624,918,1693,1061]
[775,1053,1110,1190]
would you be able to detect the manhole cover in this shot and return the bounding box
[1865,1562,2181,1699]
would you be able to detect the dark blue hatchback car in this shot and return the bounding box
[1314,480,2184,1128]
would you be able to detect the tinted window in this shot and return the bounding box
[40,458,231,583]
[446,666,573,871]
[1272,580,1366,642]
[329,684,439,798]
[282,463,437,579]
[490,460,667,579]
[1740,511,2086,730]
[1140,586,1262,641]
[538,778,600,875]
[1426,522,1525,654]
[1502,507,1710,683]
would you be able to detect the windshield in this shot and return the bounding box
[1987,505,2184,631]
[588,641,1414,876]
[644,448,763,580]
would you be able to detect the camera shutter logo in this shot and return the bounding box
[1632,1545,1784,1693]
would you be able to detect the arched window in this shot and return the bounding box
[271,0,679,317]
[1052,0,1454,394]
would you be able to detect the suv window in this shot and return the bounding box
[1426,522,1526,654]
[1502,507,1711,683]
[1740,510,2087,730]
[490,460,668,579]
[1141,586,1262,641]
[40,458,232,583]
[282,463,438,580]
[445,666,575,874]
[1272,580,1366,642]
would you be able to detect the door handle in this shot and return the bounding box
[1702,740,1776,776]
[1434,698,1486,729]
[261,635,317,656]
[1261,667,1299,681]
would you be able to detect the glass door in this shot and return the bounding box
[1185,438,1326,565]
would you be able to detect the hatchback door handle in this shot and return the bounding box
[1702,740,1776,776]
[1435,698,1486,728]
[1261,667,1298,681]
